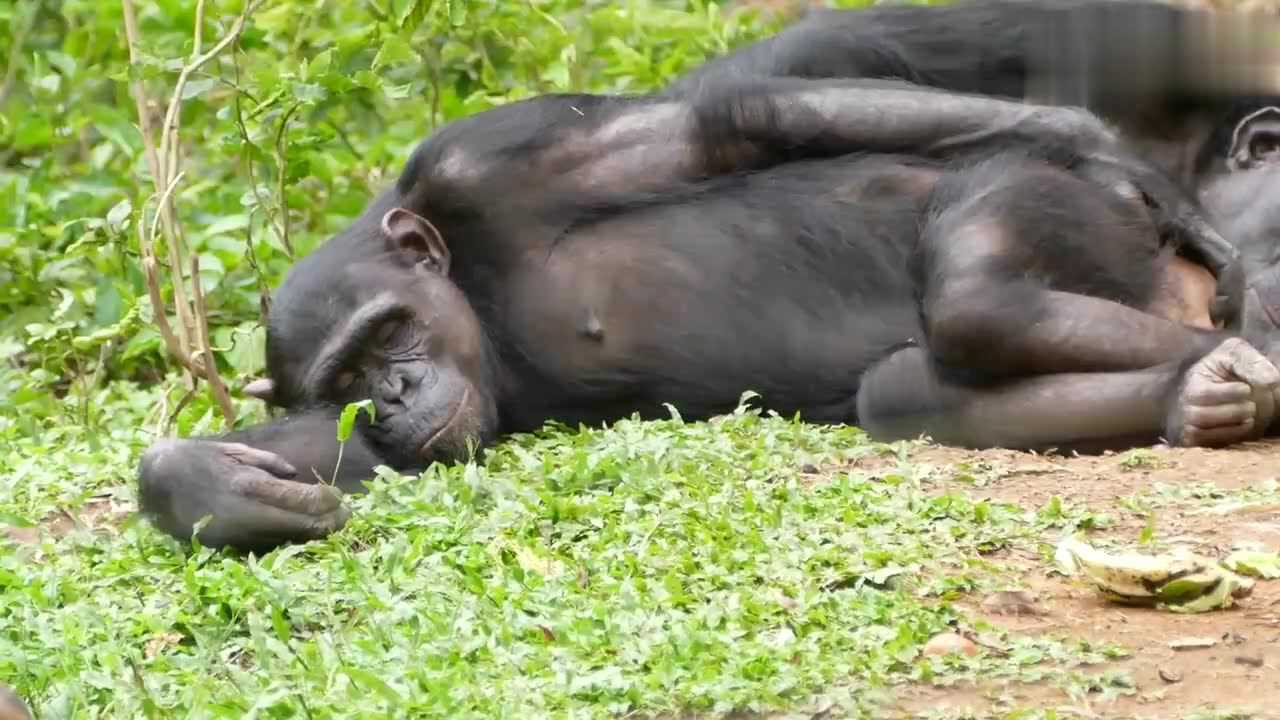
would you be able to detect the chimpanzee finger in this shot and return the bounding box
[1220,341,1280,388]
[1181,379,1252,406]
[1183,401,1256,429]
[1181,420,1255,448]
[228,471,344,515]
[222,442,298,478]
[196,496,351,549]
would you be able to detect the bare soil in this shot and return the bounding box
[871,441,1280,719]
[0,493,128,546]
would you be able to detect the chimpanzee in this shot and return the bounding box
[135,72,1280,552]
[671,0,1280,196]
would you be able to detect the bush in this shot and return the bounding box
[0,0,792,429]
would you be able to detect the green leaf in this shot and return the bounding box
[106,198,132,232]
[399,0,436,32]
[448,0,467,27]
[180,77,218,100]
[344,667,404,705]
[1222,550,1280,579]
[337,399,376,443]
[305,49,334,80]
[372,35,416,70]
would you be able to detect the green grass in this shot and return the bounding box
[2,382,1118,718]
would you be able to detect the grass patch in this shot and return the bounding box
[3,388,1085,718]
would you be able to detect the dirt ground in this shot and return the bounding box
[862,441,1280,720]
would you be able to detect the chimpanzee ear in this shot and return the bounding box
[243,378,275,403]
[1228,107,1280,172]
[381,208,451,275]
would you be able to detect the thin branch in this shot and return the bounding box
[156,0,265,169]
[191,254,236,423]
[272,102,301,258]
[121,0,162,188]
[121,0,262,429]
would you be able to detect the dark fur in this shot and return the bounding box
[134,3,1280,551]
[670,0,1280,183]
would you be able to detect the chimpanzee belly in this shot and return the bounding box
[498,156,939,430]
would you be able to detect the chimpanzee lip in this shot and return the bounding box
[419,388,469,456]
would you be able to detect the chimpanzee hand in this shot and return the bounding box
[1165,338,1280,447]
[138,439,351,552]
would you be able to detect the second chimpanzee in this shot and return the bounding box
[135,71,1280,552]
[671,0,1280,187]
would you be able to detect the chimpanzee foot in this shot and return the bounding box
[1165,338,1280,447]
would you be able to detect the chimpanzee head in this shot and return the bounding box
[1199,157,1280,357]
[251,202,500,469]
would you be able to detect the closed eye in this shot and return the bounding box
[378,320,419,354]
[335,370,359,392]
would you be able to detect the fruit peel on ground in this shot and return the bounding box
[1055,537,1255,613]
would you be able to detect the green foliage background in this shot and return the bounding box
[0,0,784,431]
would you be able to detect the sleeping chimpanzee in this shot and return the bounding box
[670,0,1280,192]
[671,0,1280,317]
[135,72,1280,552]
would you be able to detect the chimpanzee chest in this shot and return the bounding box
[497,205,919,400]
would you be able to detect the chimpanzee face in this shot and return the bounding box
[260,208,499,468]
[1200,160,1280,355]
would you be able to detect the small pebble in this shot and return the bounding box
[1235,655,1264,668]
[923,632,978,657]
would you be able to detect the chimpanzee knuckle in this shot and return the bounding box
[1226,351,1280,389]
[304,485,344,515]
[1185,401,1254,429]
[225,445,297,478]
[139,439,206,486]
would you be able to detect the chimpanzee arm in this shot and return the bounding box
[137,410,385,553]
[858,340,1280,451]
[670,1,1280,122]
[399,78,1133,205]
[399,77,1234,288]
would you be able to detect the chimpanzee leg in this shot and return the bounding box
[917,154,1227,377]
[138,410,386,552]
[687,77,1239,297]
[857,342,1279,450]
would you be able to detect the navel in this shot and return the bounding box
[578,306,605,342]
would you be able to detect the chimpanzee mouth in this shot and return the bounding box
[419,388,470,456]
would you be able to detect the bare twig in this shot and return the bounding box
[191,254,236,423]
[272,102,301,258]
[121,0,264,429]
